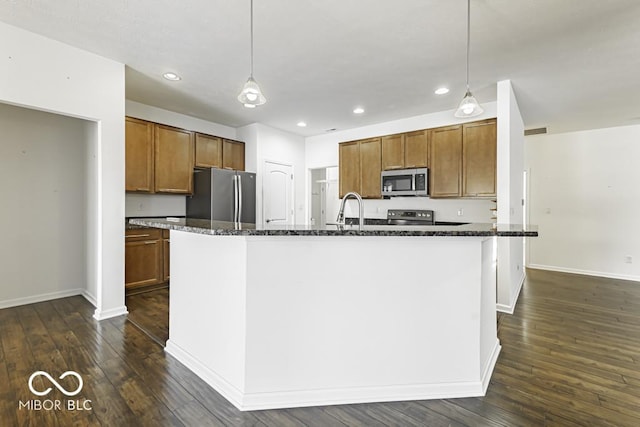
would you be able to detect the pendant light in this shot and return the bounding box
[454,0,483,118]
[238,0,266,108]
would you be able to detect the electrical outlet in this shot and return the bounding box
[457,208,464,216]
[625,256,633,264]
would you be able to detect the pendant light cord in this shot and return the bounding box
[250,0,254,78]
[465,0,470,92]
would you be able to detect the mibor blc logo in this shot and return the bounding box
[28,371,83,397]
[19,370,92,411]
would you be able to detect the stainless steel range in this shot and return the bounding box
[387,209,434,225]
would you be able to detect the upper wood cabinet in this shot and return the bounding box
[339,141,360,198]
[222,139,245,171]
[359,138,382,198]
[154,124,194,194]
[430,125,463,197]
[195,133,222,168]
[381,134,405,170]
[381,130,429,170]
[462,120,497,198]
[125,117,154,192]
[404,129,429,168]
[126,117,195,194]
[339,137,381,199]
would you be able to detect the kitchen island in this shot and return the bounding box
[129,217,537,411]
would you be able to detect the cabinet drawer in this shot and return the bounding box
[125,228,162,242]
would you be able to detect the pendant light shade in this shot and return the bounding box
[238,76,266,108]
[238,0,266,108]
[454,0,483,118]
[455,90,484,118]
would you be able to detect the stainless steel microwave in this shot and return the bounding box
[381,168,429,197]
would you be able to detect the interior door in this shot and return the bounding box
[263,161,293,226]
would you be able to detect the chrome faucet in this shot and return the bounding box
[336,191,364,231]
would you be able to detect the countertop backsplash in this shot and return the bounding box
[125,193,186,218]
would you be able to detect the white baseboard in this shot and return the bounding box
[0,288,84,310]
[166,339,499,412]
[496,273,526,314]
[93,305,128,321]
[480,339,501,394]
[528,264,640,283]
[81,290,97,307]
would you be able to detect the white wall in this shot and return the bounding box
[125,100,238,217]
[238,124,306,225]
[525,125,640,282]
[0,104,89,308]
[1,21,126,319]
[496,80,525,313]
[304,104,498,223]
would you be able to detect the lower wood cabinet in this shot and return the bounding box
[125,228,169,289]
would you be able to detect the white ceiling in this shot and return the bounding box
[2,1,640,137]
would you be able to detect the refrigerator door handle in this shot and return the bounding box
[233,175,239,223]
[238,174,243,223]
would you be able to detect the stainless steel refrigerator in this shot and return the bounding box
[187,168,256,224]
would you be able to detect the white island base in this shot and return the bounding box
[166,231,500,411]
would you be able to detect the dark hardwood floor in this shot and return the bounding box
[2,268,640,426]
[126,286,169,346]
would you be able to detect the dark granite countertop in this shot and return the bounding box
[129,217,538,237]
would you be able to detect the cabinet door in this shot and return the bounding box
[154,125,194,194]
[195,133,222,168]
[125,117,154,192]
[125,239,163,289]
[359,138,382,199]
[463,120,497,197]
[338,141,360,198]
[404,129,429,168]
[430,125,462,197]
[381,134,405,170]
[162,230,170,282]
[222,139,246,171]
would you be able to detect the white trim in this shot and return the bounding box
[92,305,128,321]
[0,289,84,310]
[480,339,501,394]
[166,339,501,412]
[496,273,526,314]
[165,340,245,407]
[82,290,97,307]
[528,264,640,283]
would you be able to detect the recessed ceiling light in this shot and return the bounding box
[353,107,365,114]
[435,87,450,95]
[162,72,181,81]
[297,121,307,127]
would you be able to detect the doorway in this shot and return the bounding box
[310,166,339,226]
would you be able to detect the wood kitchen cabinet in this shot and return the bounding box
[195,133,222,168]
[462,119,497,197]
[125,117,154,192]
[404,129,429,168]
[430,125,463,197]
[222,139,246,171]
[162,229,170,282]
[339,137,381,199]
[125,117,196,194]
[381,134,405,170]
[125,228,164,289]
[154,124,194,194]
[381,130,429,170]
